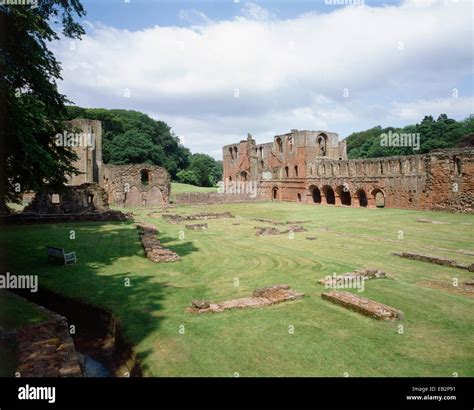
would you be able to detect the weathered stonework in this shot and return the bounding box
[223,131,474,212]
[319,269,389,286]
[392,252,474,271]
[163,212,234,224]
[16,318,83,377]
[321,291,404,320]
[186,285,304,314]
[103,164,170,207]
[66,119,103,186]
[173,192,262,205]
[136,223,180,262]
[24,183,108,214]
[185,223,208,230]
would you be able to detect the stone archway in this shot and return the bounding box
[336,185,351,206]
[371,189,385,208]
[322,185,335,205]
[357,189,368,207]
[272,187,279,200]
[308,185,321,204]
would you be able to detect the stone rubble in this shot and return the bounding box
[319,268,389,285]
[321,291,404,320]
[163,212,234,224]
[136,223,180,263]
[392,252,474,271]
[185,223,208,230]
[187,285,304,314]
[16,318,83,377]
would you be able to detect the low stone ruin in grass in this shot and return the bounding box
[163,212,234,224]
[321,291,404,321]
[136,223,180,263]
[186,285,305,314]
[255,224,308,236]
[17,318,83,377]
[392,252,474,271]
[251,218,311,226]
[185,223,208,230]
[319,268,389,286]
[306,236,317,240]
[416,218,449,224]
[255,227,283,236]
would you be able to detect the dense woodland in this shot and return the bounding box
[345,114,473,159]
[65,107,222,187]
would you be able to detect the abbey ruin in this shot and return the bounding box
[223,130,473,211]
[34,119,171,212]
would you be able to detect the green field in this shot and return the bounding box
[170,182,218,200]
[1,202,473,376]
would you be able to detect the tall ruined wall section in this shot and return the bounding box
[66,119,103,186]
[223,129,473,212]
[103,164,170,207]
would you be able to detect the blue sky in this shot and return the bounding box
[53,0,473,158]
[78,0,404,30]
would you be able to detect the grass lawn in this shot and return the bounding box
[1,202,473,376]
[170,182,217,200]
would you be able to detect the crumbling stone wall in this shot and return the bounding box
[24,183,109,214]
[173,192,262,205]
[103,164,170,207]
[223,129,473,212]
[66,119,103,186]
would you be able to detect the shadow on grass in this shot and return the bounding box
[157,235,200,257]
[0,220,181,371]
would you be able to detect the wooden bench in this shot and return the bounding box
[46,246,76,265]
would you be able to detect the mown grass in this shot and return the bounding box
[170,182,218,200]
[1,202,473,376]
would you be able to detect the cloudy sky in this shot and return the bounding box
[53,0,473,158]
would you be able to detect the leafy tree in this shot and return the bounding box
[176,170,199,186]
[346,115,473,159]
[1,1,86,208]
[66,107,190,178]
[188,153,222,185]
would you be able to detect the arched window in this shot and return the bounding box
[229,147,234,159]
[141,169,150,185]
[288,137,293,151]
[276,137,283,153]
[294,166,298,177]
[285,166,289,178]
[322,185,335,205]
[234,146,238,158]
[309,186,321,204]
[317,135,327,156]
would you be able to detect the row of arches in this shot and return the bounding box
[308,185,384,207]
[271,185,385,208]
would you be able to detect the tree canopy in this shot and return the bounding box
[1,0,86,207]
[65,107,191,178]
[346,115,474,159]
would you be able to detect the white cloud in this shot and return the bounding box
[53,0,473,157]
[240,2,275,21]
[392,96,474,121]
